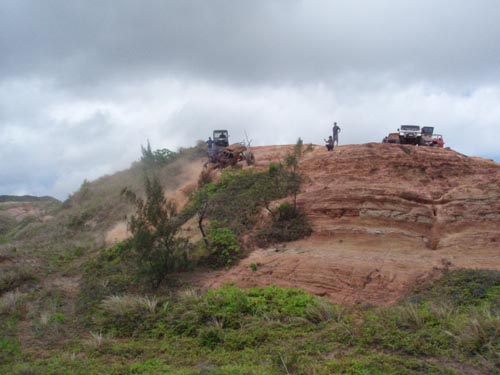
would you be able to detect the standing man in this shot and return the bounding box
[206,137,214,150]
[332,122,341,147]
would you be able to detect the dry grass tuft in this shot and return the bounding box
[0,265,36,294]
[398,303,425,330]
[101,295,142,315]
[138,296,158,314]
[85,331,112,348]
[306,300,345,323]
[0,290,25,314]
[177,287,201,304]
[101,294,159,315]
[454,307,500,354]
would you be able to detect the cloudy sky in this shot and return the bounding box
[1,0,500,199]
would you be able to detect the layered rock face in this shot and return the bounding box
[299,143,500,248]
[202,144,500,305]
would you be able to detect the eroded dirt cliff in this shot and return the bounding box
[200,143,500,305]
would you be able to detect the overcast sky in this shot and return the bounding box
[1,0,500,199]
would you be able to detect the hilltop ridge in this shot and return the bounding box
[0,195,59,203]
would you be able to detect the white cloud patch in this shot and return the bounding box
[1,1,500,198]
[2,76,500,199]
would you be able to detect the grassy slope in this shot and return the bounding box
[2,266,499,374]
[1,144,499,374]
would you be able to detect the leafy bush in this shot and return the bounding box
[169,285,329,340]
[185,166,305,253]
[206,222,240,268]
[247,285,319,320]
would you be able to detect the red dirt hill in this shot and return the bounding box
[199,143,500,306]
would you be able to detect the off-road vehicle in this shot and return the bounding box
[398,125,422,145]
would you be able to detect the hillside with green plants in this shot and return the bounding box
[1,141,499,374]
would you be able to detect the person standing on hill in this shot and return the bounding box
[206,137,214,150]
[332,122,341,146]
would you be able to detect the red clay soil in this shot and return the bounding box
[5,204,40,222]
[196,143,500,306]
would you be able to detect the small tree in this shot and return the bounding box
[141,140,177,167]
[294,137,303,159]
[284,138,304,213]
[122,175,190,288]
[140,140,155,165]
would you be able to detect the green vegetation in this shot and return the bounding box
[185,160,311,262]
[1,269,499,374]
[0,212,17,235]
[256,201,312,245]
[141,140,179,167]
[122,175,191,288]
[1,141,499,374]
[206,222,240,267]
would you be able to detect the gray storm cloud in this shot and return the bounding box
[2,0,500,87]
[1,1,500,198]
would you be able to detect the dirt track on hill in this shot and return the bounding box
[193,143,500,305]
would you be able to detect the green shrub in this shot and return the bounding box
[413,269,500,309]
[223,321,271,350]
[247,285,319,320]
[201,286,251,329]
[184,167,303,240]
[170,285,325,340]
[198,324,224,349]
[361,304,454,356]
[206,223,240,268]
[257,202,312,245]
